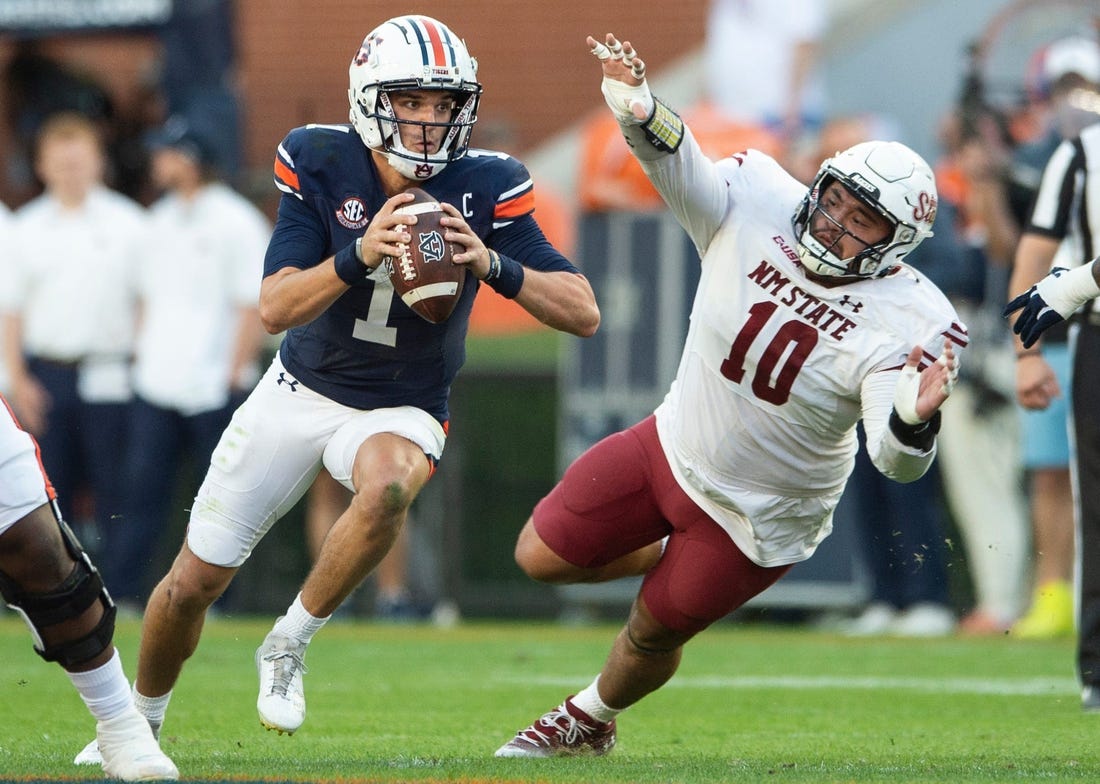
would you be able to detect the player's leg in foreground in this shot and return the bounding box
[74,467,241,769]
[494,417,789,757]
[257,432,432,734]
[494,523,679,758]
[495,523,786,757]
[75,541,236,769]
[0,501,177,780]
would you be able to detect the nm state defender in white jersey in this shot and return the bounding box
[496,33,965,758]
[74,16,598,768]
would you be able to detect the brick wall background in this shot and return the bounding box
[235,3,709,163]
[0,4,710,206]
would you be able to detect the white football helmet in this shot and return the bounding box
[348,15,481,180]
[792,140,938,279]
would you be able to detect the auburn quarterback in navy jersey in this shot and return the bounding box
[72,16,599,766]
[267,122,574,420]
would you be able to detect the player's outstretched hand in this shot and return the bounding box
[894,340,958,425]
[587,34,646,86]
[1003,267,1068,348]
[1004,261,1100,348]
[587,33,653,122]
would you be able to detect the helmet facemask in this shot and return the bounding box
[348,16,482,180]
[796,176,895,278]
[356,85,480,179]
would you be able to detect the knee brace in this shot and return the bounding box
[0,505,116,668]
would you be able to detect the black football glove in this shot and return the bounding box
[1003,267,1071,348]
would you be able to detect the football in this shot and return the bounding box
[386,187,465,324]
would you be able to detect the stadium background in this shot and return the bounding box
[0,0,1039,619]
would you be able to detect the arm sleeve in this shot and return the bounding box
[263,129,331,278]
[860,367,937,482]
[619,120,729,254]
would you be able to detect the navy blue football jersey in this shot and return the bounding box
[265,123,578,421]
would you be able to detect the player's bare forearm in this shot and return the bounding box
[259,264,351,334]
[514,270,600,337]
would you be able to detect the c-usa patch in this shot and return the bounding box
[336,197,370,230]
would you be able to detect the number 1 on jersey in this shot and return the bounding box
[352,275,398,346]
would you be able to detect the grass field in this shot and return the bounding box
[0,615,1094,783]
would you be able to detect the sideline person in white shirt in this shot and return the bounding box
[105,117,270,609]
[0,112,144,561]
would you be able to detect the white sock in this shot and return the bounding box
[272,592,330,644]
[67,649,131,722]
[571,677,621,723]
[132,685,171,733]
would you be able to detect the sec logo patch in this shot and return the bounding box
[336,197,369,230]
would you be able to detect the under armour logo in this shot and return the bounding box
[277,372,299,391]
[838,295,864,313]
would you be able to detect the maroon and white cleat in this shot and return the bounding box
[495,697,616,758]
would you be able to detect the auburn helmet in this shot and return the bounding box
[349,16,482,180]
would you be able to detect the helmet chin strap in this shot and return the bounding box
[798,246,849,277]
[381,127,453,180]
[385,150,438,180]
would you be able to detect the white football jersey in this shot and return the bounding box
[641,139,966,566]
[0,400,50,532]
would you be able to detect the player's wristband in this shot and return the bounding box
[484,250,502,281]
[334,240,369,285]
[888,408,941,452]
[484,250,525,299]
[641,98,684,154]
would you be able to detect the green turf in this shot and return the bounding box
[0,615,1092,782]
[463,330,561,372]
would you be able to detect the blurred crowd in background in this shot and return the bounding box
[0,0,1098,637]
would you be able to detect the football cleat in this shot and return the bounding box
[73,737,102,766]
[75,716,162,767]
[1083,685,1100,713]
[256,631,308,734]
[1012,580,1074,640]
[495,697,616,758]
[95,705,178,781]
